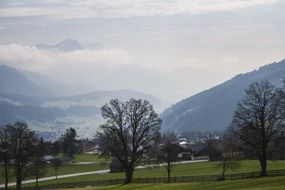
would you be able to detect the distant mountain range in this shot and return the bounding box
[161,59,285,133]
[2,58,285,139]
[0,65,162,140]
[36,39,83,52]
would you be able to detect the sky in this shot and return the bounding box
[0,0,285,104]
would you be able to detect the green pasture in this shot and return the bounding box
[19,160,285,187]
[54,176,285,190]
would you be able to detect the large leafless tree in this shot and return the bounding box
[7,122,40,190]
[97,99,162,183]
[231,81,285,176]
[0,125,12,190]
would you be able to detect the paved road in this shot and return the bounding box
[70,162,102,165]
[0,159,208,188]
[0,169,110,188]
[135,159,208,169]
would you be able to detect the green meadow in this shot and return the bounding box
[15,160,285,187]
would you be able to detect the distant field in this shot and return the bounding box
[53,176,285,190]
[53,153,109,163]
[74,154,109,163]
[20,160,285,187]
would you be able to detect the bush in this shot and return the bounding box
[109,158,124,173]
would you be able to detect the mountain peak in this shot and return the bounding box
[55,39,82,51]
[36,39,83,52]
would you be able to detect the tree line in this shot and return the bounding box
[0,123,80,190]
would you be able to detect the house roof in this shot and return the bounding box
[160,143,192,153]
[42,155,55,161]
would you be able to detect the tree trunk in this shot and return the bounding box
[259,143,267,176]
[16,168,22,190]
[208,141,212,161]
[125,165,134,184]
[259,157,267,176]
[221,160,226,180]
[35,177,39,190]
[4,158,9,190]
[35,168,39,190]
[167,161,171,183]
[55,168,58,180]
[15,158,22,190]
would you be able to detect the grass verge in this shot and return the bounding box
[53,176,285,190]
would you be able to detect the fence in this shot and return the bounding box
[3,169,285,190]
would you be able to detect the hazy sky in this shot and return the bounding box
[0,0,285,103]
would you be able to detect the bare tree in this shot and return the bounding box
[159,132,179,183]
[0,125,12,190]
[146,131,162,165]
[30,138,47,190]
[97,99,161,183]
[218,133,241,180]
[6,122,40,190]
[231,81,285,176]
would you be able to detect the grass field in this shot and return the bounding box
[0,163,109,184]
[55,176,285,190]
[53,153,109,163]
[0,153,110,184]
[73,154,109,163]
[20,160,285,187]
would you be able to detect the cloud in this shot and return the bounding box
[0,42,227,103]
[0,44,135,72]
[180,54,242,76]
[0,43,173,100]
[220,54,241,65]
[0,43,143,89]
[0,0,279,19]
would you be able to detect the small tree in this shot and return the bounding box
[147,131,162,165]
[97,99,161,183]
[61,128,81,159]
[109,157,124,173]
[30,138,47,190]
[50,158,62,180]
[159,132,179,183]
[218,134,241,180]
[231,81,285,176]
[205,133,214,161]
[51,140,61,155]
